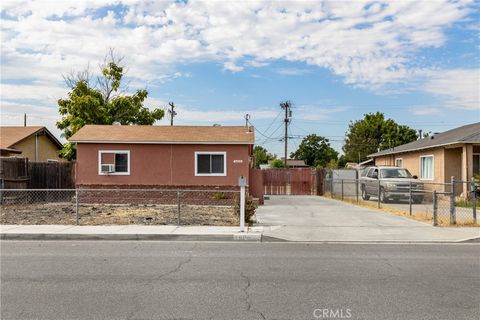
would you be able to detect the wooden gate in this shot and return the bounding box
[259,168,325,195]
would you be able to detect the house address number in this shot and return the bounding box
[233,160,243,163]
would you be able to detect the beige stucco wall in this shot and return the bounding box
[11,135,62,162]
[373,145,479,196]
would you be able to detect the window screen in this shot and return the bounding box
[196,153,225,175]
[115,153,128,172]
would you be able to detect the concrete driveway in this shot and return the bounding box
[256,196,480,242]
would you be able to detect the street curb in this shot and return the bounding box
[0,233,262,242]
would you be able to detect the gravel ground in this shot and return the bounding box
[0,203,239,226]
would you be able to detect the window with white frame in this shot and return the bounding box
[195,152,226,176]
[420,155,434,180]
[98,150,130,175]
[395,158,403,167]
[474,154,480,174]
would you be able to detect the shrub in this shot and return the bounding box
[212,192,228,200]
[235,194,258,225]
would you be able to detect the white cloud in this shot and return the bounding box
[275,68,311,76]
[0,0,478,125]
[411,106,441,116]
[422,69,480,110]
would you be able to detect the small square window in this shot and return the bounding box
[195,152,226,176]
[99,151,130,175]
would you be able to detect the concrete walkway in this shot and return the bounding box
[256,196,480,242]
[0,225,264,241]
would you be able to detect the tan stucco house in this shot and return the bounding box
[368,122,480,196]
[0,126,63,162]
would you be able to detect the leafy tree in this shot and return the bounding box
[253,146,275,168]
[57,51,164,160]
[270,159,285,168]
[342,112,417,163]
[290,134,338,168]
[337,155,347,168]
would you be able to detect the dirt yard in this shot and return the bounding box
[0,203,239,226]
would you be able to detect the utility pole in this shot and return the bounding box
[168,102,177,126]
[24,113,27,127]
[280,101,292,168]
[244,114,250,127]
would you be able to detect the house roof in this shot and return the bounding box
[0,126,63,151]
[69,125,255,144]
[368,122,480,157]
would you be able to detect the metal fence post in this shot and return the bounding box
[341,179,344,201]
[432,190,438,226]
[356,178,359,203]
[472,179,477,224]
[377,179,381,208]
[331,178,334,199]
[177,191,181,226]
[450,176,456,225]
[75,189,79,225]
[409,180,413,216]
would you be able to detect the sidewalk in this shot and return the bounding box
[0,225,266,241]
[1,223,479,242]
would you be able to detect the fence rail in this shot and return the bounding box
[324,177,478,226]
[0,188,241,227]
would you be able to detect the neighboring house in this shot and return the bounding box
[69,125,255,188]
[266,159,309,168]
[368,122,480,196]
[0,126,63,162]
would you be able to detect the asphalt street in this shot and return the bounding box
[1,241,479,320]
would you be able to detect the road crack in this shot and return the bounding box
[240,272,266,320]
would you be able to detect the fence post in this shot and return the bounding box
[450,176,456,225]
[472,179,477,224]
[409,180,413,216]
[432,190,438,226]
[331,178,334,199]
[75,189,79,225]
[377,179,381,208]
[341,179,344,201]
[356,178,359,203]
[177,191,181,226]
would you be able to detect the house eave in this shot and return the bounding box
[70,140,254,145]
[368,140,479,158]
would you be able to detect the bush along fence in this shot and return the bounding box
[0,188,256,227]
[323,176,478,226]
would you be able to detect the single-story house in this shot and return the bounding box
[368,122,480,197]
[0,126,63,161]
[69,124,255,188]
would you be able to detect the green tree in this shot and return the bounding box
[290,134,338,168]
[253,146,275,168]
[270,159,285,168]
[342,112,417,163]
[57,51,164,160]
[337,155,347,168]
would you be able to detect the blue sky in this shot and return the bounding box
[1,1,479,156]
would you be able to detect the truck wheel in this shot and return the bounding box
[413,196,423,204]
[361,186,370,200]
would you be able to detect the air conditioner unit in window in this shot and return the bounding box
[101,164,115,173]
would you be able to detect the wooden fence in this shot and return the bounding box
[249,168,326,199]
[0,157,75,189]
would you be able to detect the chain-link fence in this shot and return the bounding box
[0,188,242,226]
[324,177,478,226]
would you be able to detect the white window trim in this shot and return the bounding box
[194,151,227,177]
[98,150,130,175]
[395,158,403,167]
[419,155,434,181]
